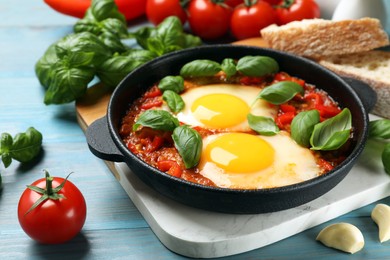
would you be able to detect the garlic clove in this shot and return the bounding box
[316,223,364,254]
[371,203,390,243]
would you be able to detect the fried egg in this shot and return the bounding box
[176,84,278,131]
[198,131,321,189]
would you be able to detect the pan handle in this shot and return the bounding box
[86,117,125,162]
[342,77,377,112]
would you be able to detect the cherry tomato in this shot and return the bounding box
[231,0,277,40]
[275,0,320,25]
[188,0,233,40]
[146,0,187,25]
[18,171,86,244]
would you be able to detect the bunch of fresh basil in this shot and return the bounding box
[35,0,201,105]
[0,127,42,168]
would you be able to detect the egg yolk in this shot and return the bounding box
[203,133,275,173]
[191,93,250,128]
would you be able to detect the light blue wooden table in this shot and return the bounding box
[1,1,390,259]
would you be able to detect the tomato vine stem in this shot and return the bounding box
[25,170,72,215]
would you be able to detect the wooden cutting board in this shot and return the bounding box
[75,37,269,130]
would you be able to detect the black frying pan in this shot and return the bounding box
[86,45,375,214]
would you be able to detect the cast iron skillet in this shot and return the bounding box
[86,45,376,214]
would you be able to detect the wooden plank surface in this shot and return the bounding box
[1,1,390,259]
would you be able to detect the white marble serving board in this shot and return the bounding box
[113,133,390,258]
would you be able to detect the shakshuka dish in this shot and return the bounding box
[119,55,353,189]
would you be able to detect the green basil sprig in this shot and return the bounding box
[368,119,390,174]
[172,125,202,169]
[236,55,279,77]
[310,108,352,151]
[162,90,185,113]
[0,127,43,168]
[247,114,279,136]
[133,110,180,132]
[291,110,320,147]
[221,58,237,78]
[255,81,304,105]
[180,60,222,77]
[158,75,185,93]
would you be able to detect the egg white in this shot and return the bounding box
[199,131,321,189]
[176,84,278,132]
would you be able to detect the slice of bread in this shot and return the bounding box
[319,50,390,118]
[260,18,389,59]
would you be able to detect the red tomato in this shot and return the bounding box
[230,0,277,40]
[18,171,86,244]
[44,0,146,21]
[187,0,233,40]
[275,0,320,25]
[146,0,187,25]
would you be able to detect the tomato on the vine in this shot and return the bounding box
[146,0,187,25]
[274,0,320,25]
[230,0,277,40]
[187,0,233,40]
[18,171,86,244]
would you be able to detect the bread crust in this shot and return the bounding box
[261,18,389,59]
[319,51,390,119]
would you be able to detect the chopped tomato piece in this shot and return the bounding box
[318,158,334,172]
[157,160,182,178]
[276,111,295,129]
[149,136,164,152]
[280,104,296,113]
[144,85,162,98]
[316,104,341,118]
[140,98,163,109]
[274,72,305,86]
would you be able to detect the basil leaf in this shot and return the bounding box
[1,154,12,169]
[131,16,201,56]
[35,44,60,89]
[180,60,222,77]
[369,119,390,139]
[89,0,126,24]
[10,127,43,163]
[236,56,279,77]
[383,143,390,174]
[96,55,146,88]
[256,81,304,105]
[221,58,237,78]
[0,133,13,167]
[0,128,43,168]
[55,32,112,67]
[163,90,185,113]
[44,63,95,104]
[247,114,279,136]
[291,110,320,147]
[172,125,202,169]
[310,108,352,151]
[133,110,180,132]
[158,76,185,93]
[98,31,127,53]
